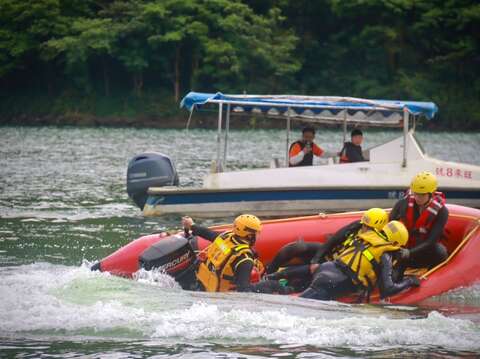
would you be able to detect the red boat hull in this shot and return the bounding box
[97,204,480,304]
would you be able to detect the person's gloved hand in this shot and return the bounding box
[406,276,420,287]
[398,248,410,260]
[182,216,194,230]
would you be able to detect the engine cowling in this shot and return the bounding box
[126,152,179,209]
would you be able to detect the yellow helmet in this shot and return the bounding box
[382,220,409,247]
[410,171,437,194]
[233,214,262,237]
[360,208,388,230]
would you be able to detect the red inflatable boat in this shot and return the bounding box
[94,204,480,304]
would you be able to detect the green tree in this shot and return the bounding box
[45,17,117,95]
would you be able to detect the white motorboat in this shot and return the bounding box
[126,92,480,218]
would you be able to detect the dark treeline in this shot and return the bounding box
[1,0,479,129]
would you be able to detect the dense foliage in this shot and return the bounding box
[1,0,479,128]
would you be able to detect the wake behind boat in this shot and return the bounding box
[126,93,480,218]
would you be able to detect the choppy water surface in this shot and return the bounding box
[1,126,480,358]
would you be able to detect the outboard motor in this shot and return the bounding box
[126,152,179,209]
[139,235,198,290]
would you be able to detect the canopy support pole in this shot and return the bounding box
[286,107,291,167]
[342,110,347,143]
[402,108,409,168]
[216,102,223,172]
[223,104,230,170]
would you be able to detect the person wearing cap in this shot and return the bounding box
[299,221,420,301]
[339,128,366,163]
[289,126,324,167]
[182,214,292,294]
[390,171,449,270]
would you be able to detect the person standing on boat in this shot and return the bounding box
[390,171,449,270]
[339,129,367,163]
[182,214,292,294]
[289,126,324,167]
[299,221,420,301]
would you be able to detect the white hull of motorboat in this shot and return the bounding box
[144,133,480,218]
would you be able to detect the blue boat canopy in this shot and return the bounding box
[180,92,438,126]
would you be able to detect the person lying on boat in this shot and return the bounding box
[338,128,367,163]
[265,208,389,277]
[289,126,324,167]
[390,171,449,273]
[182,214,293,294]
[271,221,420,301]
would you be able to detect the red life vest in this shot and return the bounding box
[404,191,446,248]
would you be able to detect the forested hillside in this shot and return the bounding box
[1,0,479,128]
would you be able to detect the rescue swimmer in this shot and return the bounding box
[266,208,390,276]
[390,171,449,271]
[182,214,292,294]
[300,220,420,301]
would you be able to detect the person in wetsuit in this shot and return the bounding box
[182,214,292,294]
[298,221,420,301]
[339,128,366,163]
[266,208,389,277]
[390,171,449,271]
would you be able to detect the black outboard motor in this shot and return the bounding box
[139,235,198,290]
[126,152,179,209]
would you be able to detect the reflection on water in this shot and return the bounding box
[0,126,479,357]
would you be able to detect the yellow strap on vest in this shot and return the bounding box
[234,244,250,251]
[213,237,231,255]
[362,248,374,262]
[342,238,354,247]
[342,232,355,247]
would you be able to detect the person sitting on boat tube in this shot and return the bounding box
[182,214,292,294]
[389,171,449,271]
[265,208,390,291]
[339,128,367,163]
[289,126,324,167]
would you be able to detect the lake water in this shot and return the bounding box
[1,126,480,358]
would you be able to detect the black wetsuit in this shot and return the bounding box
[266,240,324,274]
[340,142,366,162]
[390,198,449,269]
[191,224,290,294]
[299,252,418,301]
[266,220,362,275]
[310,221,363,264]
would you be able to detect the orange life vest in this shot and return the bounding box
[196,232,263,292]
